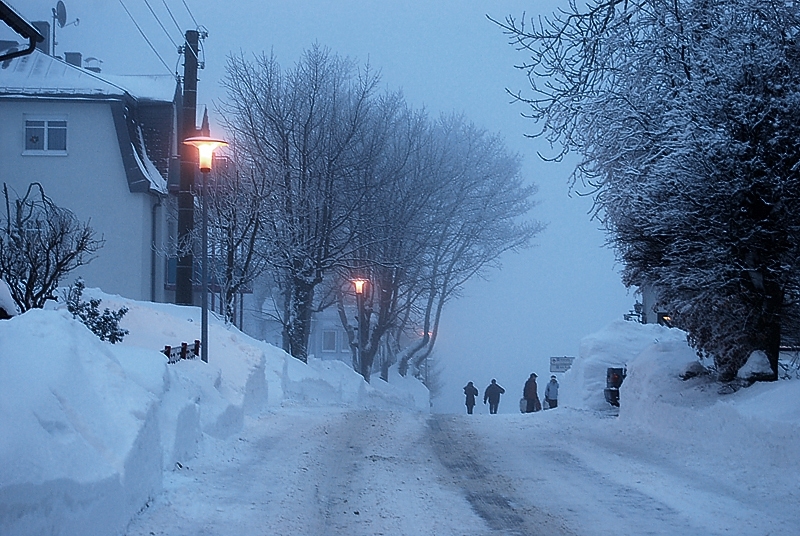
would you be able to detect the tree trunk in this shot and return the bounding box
[285,278,315,362]
[757,280,782,381]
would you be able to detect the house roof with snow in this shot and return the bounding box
[0,47,177,102]
[0,47,179,195]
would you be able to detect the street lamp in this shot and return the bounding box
[352,279,368,376]
[183,135,228,363]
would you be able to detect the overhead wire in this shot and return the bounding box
[181,0,199,28]
[161,0,183,34]
[139,0,203,79]
[163,0,200,64]
[117,0,174,76]
[143,0,200,75]
[142,0,179,51]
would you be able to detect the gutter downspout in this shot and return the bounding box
[151,195,163,302]
[0,2,44,62]
[0,35,38,61]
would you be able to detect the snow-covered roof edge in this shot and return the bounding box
[0,47,178,105]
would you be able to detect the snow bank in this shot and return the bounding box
[0,279,18,317]
[0,289,429,536]
[282,356,430,411]
[567,319,800,494]
[615,323,800,476]
[365,366,432,411]
[0,309,164,536]
[561,319,686,410]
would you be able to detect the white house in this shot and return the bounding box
[0,45,179,302]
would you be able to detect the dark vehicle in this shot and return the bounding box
[604,367,626,407]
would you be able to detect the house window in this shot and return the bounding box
[322,330,337,352]
[341,335,350,352]
[24,117,67,153]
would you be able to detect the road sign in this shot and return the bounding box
[550,356,575,373]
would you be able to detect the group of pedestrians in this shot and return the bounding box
[463,374,559,414]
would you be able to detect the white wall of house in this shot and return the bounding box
[0,98,168,302]
[309,307,356,362]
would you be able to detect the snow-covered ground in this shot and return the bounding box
[1,293,799,535]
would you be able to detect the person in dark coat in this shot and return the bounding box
[483,379,505,414]
[463,381,479,414]
[523,373,542,413]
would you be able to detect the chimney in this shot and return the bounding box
[64,51,81,67]
[31,21,50,54]
[84,57,102,73]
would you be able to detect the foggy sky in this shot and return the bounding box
[13,0,632,413]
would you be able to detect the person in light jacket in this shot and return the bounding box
[523,373,541,413]
[463,381,479,414]
[483,379,505,414]
[544,375,559,409]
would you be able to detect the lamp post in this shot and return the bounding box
[183,136,228,363]
[352,279,368,376]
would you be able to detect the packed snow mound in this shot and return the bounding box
[562,320,800,475]
[561,319,691,411]
[0,279,18,317]
[0,289,429,536]
[0,308,165,536]
[92,288,427,414]
[738,350,772,379]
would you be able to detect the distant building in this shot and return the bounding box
[244,280,357,363]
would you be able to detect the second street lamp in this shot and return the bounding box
[183,135,228,363]
[352,279,368,377]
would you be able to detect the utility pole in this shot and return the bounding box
[175,29,199,305]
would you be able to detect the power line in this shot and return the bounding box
[142,0,179,51]
[161,0,183,34]
[162,0,200,64]
[181,0,198,28]
[118,0,174,75]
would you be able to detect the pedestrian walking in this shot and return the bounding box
[463,381,479,414]
[523,373,542,413]
[483,379,505,414]
[544,375,559,409]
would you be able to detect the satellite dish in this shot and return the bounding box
[55,1,67,28]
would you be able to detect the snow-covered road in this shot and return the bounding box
[126,406,794,536]
[126,408,493,535]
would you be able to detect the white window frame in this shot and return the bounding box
[23,115,68,155]
[321,330,337,353]
[341,332,351,353]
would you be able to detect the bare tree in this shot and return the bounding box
[0,183,103,311]
[204,153,272,326]
[334,97,433,382]
[220,44,382,362]
[397,115,541,379]
[329,109,541,383]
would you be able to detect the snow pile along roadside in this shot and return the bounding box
[0,308,165,536]
[561,319,684,410]
[617,323,800,493]
[564,319,800,510]
[0,290,429,536]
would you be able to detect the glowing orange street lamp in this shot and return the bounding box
[352,279,367,295]
[184,137,228,172]
[352,279,369,375]
[183,136,228,363]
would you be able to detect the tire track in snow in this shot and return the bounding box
[428,415,576,536]
[313,409,493,535]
